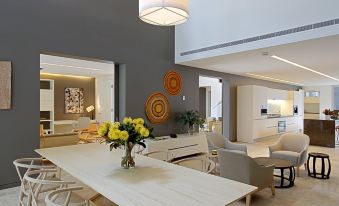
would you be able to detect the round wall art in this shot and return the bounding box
[163,70,182,95]
[145,92,171,124]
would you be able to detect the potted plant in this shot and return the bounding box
[177,110,203,135]
[98,117,154,169]
[323,109,332,120]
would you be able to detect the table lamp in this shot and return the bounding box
[86,105,95,120]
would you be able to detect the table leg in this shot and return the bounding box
[321,158,325,179]
[56,167,61,179]
[313,157,317,178]
[246,194,251,206]
[327,157,331,178]
[280,168,284,187]
[307,155,311,176]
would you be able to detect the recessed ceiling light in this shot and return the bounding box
[40,72,92,79]
[40,63,102,71]
[247,73,302,85]
[271,55,339,82]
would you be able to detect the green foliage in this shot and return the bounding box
[177,110,203,127]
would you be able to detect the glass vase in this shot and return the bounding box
[121,142,135,169]
[188,124,194,135]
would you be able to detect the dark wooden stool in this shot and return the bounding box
[307,153,331,179]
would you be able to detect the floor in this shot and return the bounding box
[1,138,338,206]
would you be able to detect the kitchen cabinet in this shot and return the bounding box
[268,89,289,100]
[253,86,268,119]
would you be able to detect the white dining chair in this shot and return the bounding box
[14,158,57,205]
[22,169,77,206]
[45,187,90,206]
[144,151,175,162]
[172,156,216,174]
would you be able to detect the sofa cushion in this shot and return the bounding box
[271,151,300,166]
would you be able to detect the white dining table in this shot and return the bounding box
[35,143,257,206]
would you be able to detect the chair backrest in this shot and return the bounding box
[280,133,310,152]
[205,132,225,151]
[219,149,255,185]
[75,117,91,130]
[13,158,55,182]
[172,156,216,174]
[144,150,175,162]
[45,187,88,206]
[23,169,75,206]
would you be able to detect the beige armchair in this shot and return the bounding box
[206,132,247,154]
[269,133,310,176]
[219,149,275,205]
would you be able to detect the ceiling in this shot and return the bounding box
[40,54,114,78]
[181,35,339,86]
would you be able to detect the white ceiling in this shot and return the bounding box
[180,35,339,86]
[40,54,114,78]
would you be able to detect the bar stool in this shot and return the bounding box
[307,153,331,179]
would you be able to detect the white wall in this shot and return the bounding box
[303,85,335,119]
[199,76,222,118]
[95,75,114,123]
[335,87,339,109]
[175,0,339,63]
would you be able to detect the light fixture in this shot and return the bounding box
[86,105,95,120]
[271,55,339,82]
[247,73,302,85]
[40,62,102,71]
[139,0,189,26]
[40,72,92,79]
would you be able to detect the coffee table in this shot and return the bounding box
[254,157,295,188]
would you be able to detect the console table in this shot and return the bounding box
[143,133,208,160]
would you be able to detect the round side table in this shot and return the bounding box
[254,157,295,188]
[307,152,331,179]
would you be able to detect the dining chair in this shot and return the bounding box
[144,150,175,162]
[22,169,78,206]
[45,187,90,206]
[14,158,58,205]
[205,132,248,154]
[172,156,216,174]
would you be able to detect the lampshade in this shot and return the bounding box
[139,0,189,26]
[86,105,95,113]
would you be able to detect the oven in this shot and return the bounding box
[278,121,286,133]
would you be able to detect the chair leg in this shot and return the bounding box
[270,182,276,196]
[297,166,300,177]
[246,194,251,206]
[304,163,307,171]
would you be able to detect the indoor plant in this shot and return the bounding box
[98,117,154,169]
[323,109,333,120]
[177,110,203,135]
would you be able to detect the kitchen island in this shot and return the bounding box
[304,119,339,148]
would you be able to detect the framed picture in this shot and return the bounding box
[65,88,84,113]
[0,61,12,109]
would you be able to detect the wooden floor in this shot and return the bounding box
[1,137,338,206]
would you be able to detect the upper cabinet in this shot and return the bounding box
[268,89,289,100]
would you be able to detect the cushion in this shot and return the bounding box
[271,151,300,166]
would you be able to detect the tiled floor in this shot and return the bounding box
[1,138,338,206]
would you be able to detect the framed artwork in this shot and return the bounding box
[164,70,182,95]
[145,92,171,124]
[65,88,84,113]
[0,61,12,109]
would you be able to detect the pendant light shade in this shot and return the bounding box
[139,0,189,26]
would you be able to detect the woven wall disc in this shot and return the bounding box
[145,93,171,124]
[164,71,182,95]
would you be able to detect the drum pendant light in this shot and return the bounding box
[139,0,189,26]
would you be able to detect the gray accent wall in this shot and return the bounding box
[0,0,299,188]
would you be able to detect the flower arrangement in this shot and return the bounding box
[323,108,332,115]
[98,117,154,169]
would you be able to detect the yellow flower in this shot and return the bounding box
[108,129,121,140]
[110,122,120,130]
[134,124,144,132]
[140,127,150,137]
[132,118,144,125]
[98,126,109,137]
[123,117,133,124]
[120,131,129,141]
[103,121,111,129]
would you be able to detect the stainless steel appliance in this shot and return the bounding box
[278,121,286,133]
[293,105,298,115]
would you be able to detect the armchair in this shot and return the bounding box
[219,149,275,205]
[269,133,310,176]
[206,132,247,154]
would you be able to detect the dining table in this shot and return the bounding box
[35,143,257,206]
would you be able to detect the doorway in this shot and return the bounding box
[199,76,223,134]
